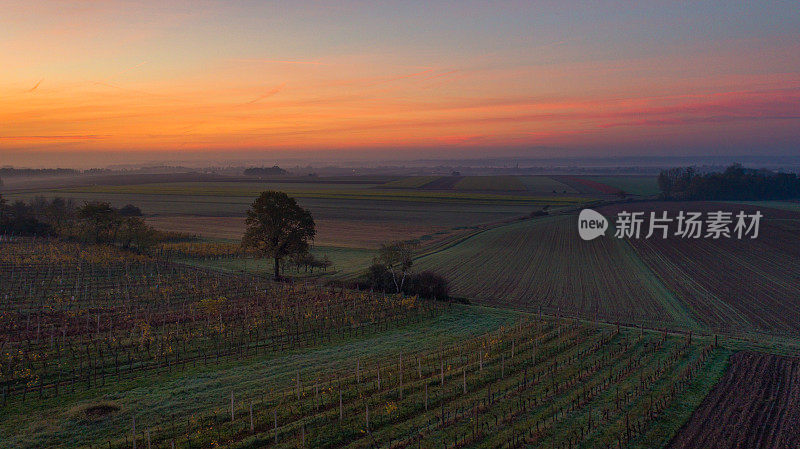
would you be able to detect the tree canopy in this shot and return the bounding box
[241,191,316,280]
[658,163,800,200]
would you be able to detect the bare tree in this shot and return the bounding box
[376,242,414,293]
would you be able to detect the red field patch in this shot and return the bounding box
[668,351,800,449]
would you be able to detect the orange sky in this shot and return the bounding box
[2,1,799,165]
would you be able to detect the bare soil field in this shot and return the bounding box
[147,215,450,248]
[668,351,800,449]
[599,202,800,336]
[419,175,463,189]
[414,215,697,328]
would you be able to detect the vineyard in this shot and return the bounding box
[2,200,799,448]
[3,302,728,449]
[0,239,441,406]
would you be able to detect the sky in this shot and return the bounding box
[1,0,799,167]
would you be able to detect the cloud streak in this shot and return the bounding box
[27,79,43,92]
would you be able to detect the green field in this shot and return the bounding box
[177,245,375,278]
[518,175,579,193]
[590,176,660,196]
[454,175,528,191]
[381,176,441,188]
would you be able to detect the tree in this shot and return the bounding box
[375,241,414,293]
[0,193,8,231]
[78,201,121,243]
[119,204,143,217]
[118,217,156,251]
[407,271,450,300]
[242,191,315,280]
[658,164,800,201]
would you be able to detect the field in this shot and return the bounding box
[561,177,624,195]
[3,176,592,280]
[414,215,698,330]
[145,216,450,249]
[454,176,528,191]
[668,351,800,449]
[518,176,578,194]
[724,200,800,212]
[590,176,660,196]
[413,201,800,339]
[57,182,586,206]
[3,174,800,449]
[0,240,728,449]
[5,180,588,249]
[370,175,580,194]
[599,202,800,337]
[382,176,441,189]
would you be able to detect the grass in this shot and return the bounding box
[176,245,375,277]
[627,347,732,449]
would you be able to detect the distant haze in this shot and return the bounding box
[2,1,799,167]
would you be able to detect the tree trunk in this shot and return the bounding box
[273,256,280,281]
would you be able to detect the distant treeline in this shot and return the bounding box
[244,165,287,176]
[0,167,79,177]
[658,163,800,200]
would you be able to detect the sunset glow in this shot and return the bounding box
[2,1,799,164]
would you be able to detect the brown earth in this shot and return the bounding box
[598,202,800,336]
[147,215,449,249]
[668,351,800,449]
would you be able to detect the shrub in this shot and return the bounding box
[406,271,450,300]
[119,204,143,216]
